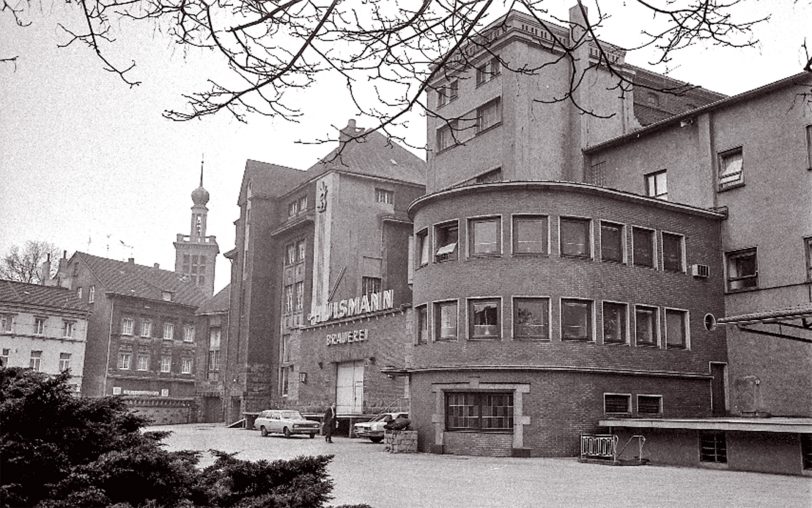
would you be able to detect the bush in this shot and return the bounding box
[0,368,351,508]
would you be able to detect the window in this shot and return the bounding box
[726,248,758,291]
[0,348,9,366]
[375,188,394,204]
[718,148,743,188]
[437,120,458,152]
[602,302,627,344]
[469,298,500,339]
[475,57,500,85]
[437,86,447,108]
[118,351,132,370]
[208,328,222,374]
[446,392,513,431]
[295,281,304,311]
[280,366,290,396]
[286,243,296,266]
[88,286,95,303]
[0,314,11,333]
[802,434,812,470]
[475,168,502,184]
[632,227,655,268]
[604,393,631,415]
[137,353,149,371]
[298,195,308,212]
[434,301,458,341]
[281,334,291,363]
[59,352,71,372]
[163,322,174,340]
[160,355,171,373]
[361,277,381,298]
[416,229,429,267]
[561,299,592,341]
[469,217,500,256]
[161,291,172,302]
[34,317,45,336]
[181,358,193,374]
[600,222,624,263]
[476,98,501,132]
[297,240,306,263]
[560,217,591,258]
[29,350,42,371]
[183,324,195,343]
[435,221,459,262]
[141,320,152,338]
[645,170,668,200]
[665,309,688,349]
[513,298,549,340]
[288,200,298,217]
[284,285,294,314]
[513,216,547,255]
[806,237,812,281]
[662,232,684,272]
[416,305,428,344]
[700,431,727,463]
[121,317,134,335]
[77,287,83,300]
[448,79,458,102]
[637,395,663,415]
[635,305,659,347]
[62,320,74,338]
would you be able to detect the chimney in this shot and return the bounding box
[40,253,51,285]
[339,118,364,144]
[128,258,135,264]
[153,263,160,269]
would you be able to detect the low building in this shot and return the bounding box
[0,279,89,390]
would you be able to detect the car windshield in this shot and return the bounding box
[280,411,303,420]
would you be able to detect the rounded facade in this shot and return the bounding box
[408,182,728,457]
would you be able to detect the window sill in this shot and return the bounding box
[475,122,502,137]
[514,337,551,342]
[468,253,502,259]
[725,286,759,294]
[604,413,632,418]
[512,252,549,258]
[434,257,458,264]
[718,181,745,193]
[434,338,458,342]
[600,258,625,265]
[666,345,688,350]
[636,343,659,348]
[468,336,501,341]
[603,341,629,346]
[445,429,512,434]
[562,337,594,343]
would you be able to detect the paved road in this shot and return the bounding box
[150,423,811,508]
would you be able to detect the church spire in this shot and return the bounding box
[200,154,204,187]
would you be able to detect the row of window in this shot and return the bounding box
[117,350,193,374]
[436,57,502,109]
[0,348,72,372]
[287,194,308,218]
[284,239,307,266]
[121,317,195,342]
[416,215,688,272]
[75,285,96,303]
[415,297,694,348]
[181,254,208,286]
[604,393,663,416]
[437,98,502,152]
[0,315,77,338]
[724,240,811,292]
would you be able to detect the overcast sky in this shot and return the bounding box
[1,1,810,293]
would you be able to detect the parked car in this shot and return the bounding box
[254,409,321,438]
[353,412,408,443]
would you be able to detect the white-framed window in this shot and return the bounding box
[468,297,501,340]
[726,248,758,291]
[163,322,174,340]
[637,394,663,415]
[416,229,430,267]
[375,188,394,204]
[632,227,656,268]
[600,221,625,263]
[434,300,458,341]
[117,351,132,370]
[62,320,75,339]
[181,358,193,374]
[34,317,46,336]
[284,284,294,314]
[718,147,743,189]
[645,170,668,200]
[512,215,548,255]
[59,352,71,372]
[29,350,42,371]
[160,355,172,373]
[662,232,685,272]
[560,217,591,258]
[76,287,83,300]
[295,281,305,311]
[137,353,150,371]
[141,319,152,338]
[416,305,428,344]
[602,301,628,345]
[209,328,222,373]
[476,98,501,133]
[88,285,95,303]
[635,305,659,347]
[297,240,306,263]
[604,393,631,415]
[468,216,501,256]
[513,297,550,341]
[288,200,299,217]
[435,221,459,262]
[121,317,134,336]
[183,324,195,343]
[665,308,689,349]
[561,298,593,341]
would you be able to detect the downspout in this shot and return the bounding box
[103,298,115,396]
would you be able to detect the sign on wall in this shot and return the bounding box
[309,289,394,325]
[326,328,369,346]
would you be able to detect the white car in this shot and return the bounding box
[254,409,321,438]
[353,412,408,443]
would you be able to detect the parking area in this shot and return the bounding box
[150,424,811,508]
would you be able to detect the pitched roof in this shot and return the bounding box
[197,284,230,315]
[73,252,207,307]
[239,160,308,203]
[0,279,89,314]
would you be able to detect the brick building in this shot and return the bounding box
[174,167,219,297]
[195,284,230,422]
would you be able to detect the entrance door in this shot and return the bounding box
[336,360,364,414]
[710,363,727,416]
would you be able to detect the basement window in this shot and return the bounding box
[700,431,727,463]
[604,393,631,415]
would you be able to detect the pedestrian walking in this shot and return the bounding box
[323,403,336,443]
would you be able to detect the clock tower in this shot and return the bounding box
[174,162,219,296]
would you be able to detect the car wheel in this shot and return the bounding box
[309,433,315,439]
[369,436,383,443]
[260,426,268,437]
[283,427,291,439]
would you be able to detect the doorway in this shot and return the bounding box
[336,360,364,414]
[710,362,727,417]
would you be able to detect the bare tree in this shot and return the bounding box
[0,241,61,284]
[2,0,800,141]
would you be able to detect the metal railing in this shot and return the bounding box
[580,433,647,465]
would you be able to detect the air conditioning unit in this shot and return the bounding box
[691,264,710,278]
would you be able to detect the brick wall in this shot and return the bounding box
[444,432,513,457]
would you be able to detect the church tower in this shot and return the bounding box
[174,162,219,296]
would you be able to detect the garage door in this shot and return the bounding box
[336,360,364,414]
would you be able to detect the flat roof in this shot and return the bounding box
[599,417,812,434]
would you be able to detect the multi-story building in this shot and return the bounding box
[224,120,425,425]
[174,169,219,297]
[195,283,229,422]
[0,279,89,390]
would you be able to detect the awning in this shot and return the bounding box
[717,304,812,344]
[599,416,812,434]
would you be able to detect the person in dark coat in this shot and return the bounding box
[323,403,336,443]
